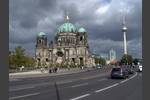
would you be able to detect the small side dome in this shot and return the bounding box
[38,32,46,37]
[78,27,86,33]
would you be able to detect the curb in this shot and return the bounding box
[9,69,90,79]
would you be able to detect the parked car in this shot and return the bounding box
[96,64,102,69]
[124,65,134,74]
[110,67,129,79]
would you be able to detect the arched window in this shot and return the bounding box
[63,28,65,32]
[46,58,49,62]
[39,39,42,43]
[71,28,74,32]
[80,36,83,41]
[38,58,40,61]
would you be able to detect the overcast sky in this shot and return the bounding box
[9,0,142,59]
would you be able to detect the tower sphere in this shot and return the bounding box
[122,26,128,32]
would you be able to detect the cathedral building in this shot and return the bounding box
[35,15,95,68]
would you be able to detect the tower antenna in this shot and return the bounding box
[121,9,128,55]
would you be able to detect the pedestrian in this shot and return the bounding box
[40,68,44,73]
[55,67,58,73]
[49,68,52,73]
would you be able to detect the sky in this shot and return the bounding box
[9,0,142,59]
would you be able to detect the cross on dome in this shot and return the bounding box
[65,10,70,22]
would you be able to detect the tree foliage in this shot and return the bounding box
[9,46,36,69]
[120,54,133,65]
[133,58,139,65]
[94,56,106,65]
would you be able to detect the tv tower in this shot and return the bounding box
[122,13,128,55]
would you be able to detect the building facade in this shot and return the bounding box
[35,16,95,68]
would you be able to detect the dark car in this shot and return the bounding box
[111,67,129,79]
[123,65,134,74]
[126,67,134,74]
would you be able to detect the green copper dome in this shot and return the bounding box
[57,22,77,33]
[78,27,86,33]
[38,32,46,37]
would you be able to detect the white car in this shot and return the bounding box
[138,65,142,72]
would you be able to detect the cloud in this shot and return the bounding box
[9,0,142,58]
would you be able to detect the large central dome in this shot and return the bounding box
[57,22,77,33]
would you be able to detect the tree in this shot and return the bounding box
[94,56,106,65]
[9,53,15,69]
[120,54,133,65]
[133,58,139,65]
[24,56,36,68]
[9,46,26,69]
[99,57,106,65]
[9,46,36,69]
[95,57,100,64]
[13,46,26,68]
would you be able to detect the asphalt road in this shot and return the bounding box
[9,67,142,100]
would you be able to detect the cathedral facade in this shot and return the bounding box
[35,16,95,68]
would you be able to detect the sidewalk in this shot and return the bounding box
[9,68,92,79]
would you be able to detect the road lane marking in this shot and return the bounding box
[57,79,80,84]
[57,80,74,84]
[95,72,137,93]
[71,83,88,88]
[80,74,107,80]
[70,93,90,100]
[9,78,19,82]
[120,72,137,84]
[97,78,107,82]
[95,83,119,93]
[9,79,77,92]
[34,82,52,87]
[9,82,53,92]
[9,92,40,100]
[9,86,35,92]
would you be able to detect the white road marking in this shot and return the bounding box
[9,79,76,92]
[97,78,107,82]
[9,78,19,82]
[120,72,137,84]
[71,83,88,88]
[9,82,52,92]
[9,86,35,92]
[80,74,106,80]
[70,93,90,100]
[95,83,119,93]
[33,82,52,87]
[95,72,137,93]
[9,92,40,100]
[57,80,73,84]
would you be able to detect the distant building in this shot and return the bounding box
[109,48,116,61]
[109,48,117,64]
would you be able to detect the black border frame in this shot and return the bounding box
[0,0,148,100]
[0,0,8,100]
[143,0,149,100]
